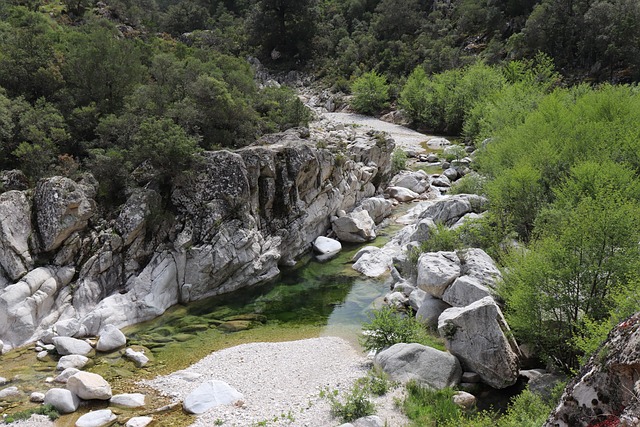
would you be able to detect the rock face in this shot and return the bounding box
[545,313,640,427]
[0,129,394,349]
[375,343,461,389]
[438,297,520,389]
[183,380,243,414]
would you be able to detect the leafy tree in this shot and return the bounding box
[350,71,390,115]
[255,86,311,132]
[161,0,211,35]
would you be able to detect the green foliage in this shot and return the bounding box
[4,404,60,424]
[419,223,462,253]
[403,383,464,427]
[322,385,375,423]
[391,148,407,174]
[448,172,487,196]
[360,306,445,352]
[350,71,390,115]
[355,366,393,396]
[255,86,311,133]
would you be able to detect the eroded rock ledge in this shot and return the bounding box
[0,128,394,349]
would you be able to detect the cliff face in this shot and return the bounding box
[545,313,640,427]
[0,129,394,349]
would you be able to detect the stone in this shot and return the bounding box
[375,343,461,389]
[56,355,89,371]
[218,320,253,332]
[75,409,117,427]
[0,170,29,191]
[0,386,20,399]
[408,288,428,311]
[34,176,95,252]
[431,175,451,188]
[392,281,416,297]
[442,168,459,181]
[110,393,145,408]
[438,297,520,389]
[54,368,80,383]
[520,369,566,401]
[352,247,393,278]
[416,252,461,298]
[312,236,342,258]
[419,195,488,226]
[44,388,80,414]
[353,415,385,427]
[183,380,243,414]
[386,186,419,202]
[332,210,376,243]
[37,350,49,361]
[416,296,451,329]
[428,137,451,147]
[67,371,112,400]
[390,171,430,194]
[126,417,153,427]
[0,191,33,281]
[408,218,435,243]
[453,391,476,410]
[0,377,7,385]
[384,292,408,310]
[54,318,81,337]
[354,197,394,224]
[115,189,161,246]
[124,348,149,368]
[459,248,502,288]
[441,275,492,307]
[53,336,93,356]
[30,392,45,403]
[96,324,127,352]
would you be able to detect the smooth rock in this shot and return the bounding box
[453,391,476,409]
[408,218,435,243]
[0,386,20,399]
[431,175,451,188]
[0,191,33,281]
[183,380,243,414]
[332,210,376,243]
[110,393,145,408]
[352,247,393,278]
[124,348,149,368]
[30,392,45,403]
[67,371,112,400]
[52,336,93,356]
[416,295,451,329]
[312,236,342,257]
[96,325,127,352]
[75,409,116,427]
[126,416,153,427]
[353,415,385,427]
[408,288,428,311]
[416,251,461,297]
[0,377,7,385]
[442,168,459,181]
[438,297,520,389]
[44,388,80,413]
[386,186,419,202]
[37,350,49,361]
[419,194,488,226]
[54,368,80,383]
[375,343,461,389]
[57,355,89,371]
[390,171,430,194]
[354,197,394,224]
[441,275,492,307]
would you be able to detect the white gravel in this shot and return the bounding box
[143,336,409,427]
[3,415,53,427]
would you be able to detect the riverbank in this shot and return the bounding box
[143,336,408,427]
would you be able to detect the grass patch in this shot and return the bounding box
[4,404,60,424]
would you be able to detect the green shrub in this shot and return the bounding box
[350,71,390,115]
[355,366,393,396]
[419,223,462,253]
[4,404,60,424]
[391,148,407,173]
[255,86,312,133]
[403,383,464,427]
[322,385,375,422]
[360,306,445,352]
[448,172,487,196]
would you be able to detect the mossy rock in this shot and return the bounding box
[179,324,209,333]
[151,327,175,337]
[173,333,194,342]
[217,320,254,333]
[224,314,267,324]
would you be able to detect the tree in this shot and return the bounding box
[350,71,390,115]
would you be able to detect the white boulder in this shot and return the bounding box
[67,371,112,400]
[386,186,419,202]
[52,336,93,356]
[332,210,376,243]
[416,251,461,297]
[110,393,146,408]
[312,236,341,259]
[56,355,89,371]
[183,380,243,414]
[75,409,116,427]
[126,417,153,427]
[124,348,149,368]
[441,275,492,307]
[96,325,126,352]
[44,388,80,413]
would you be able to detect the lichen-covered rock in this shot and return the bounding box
[0,191,33,281]
[115,189,161,247]
[545,313,640,427]
[35,176,95,252]
[438,297,520,389]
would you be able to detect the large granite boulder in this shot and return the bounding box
[419,195,487,226]
[0,191,33,281]
[390,170,430,194]
[416,252,461,298]
[312,236,341,258]
[386,186,419,202]
[96,324,126,352]
[438,297,520,389]
[459,248,502,288]
[416,296,452,329]
[354,197,394,224]
[441,275,492,307]
[34,176,95,252]
[52,336,92,356]
[332,210,376,243]
[44,388,80,413]
[183,380,243,414]
[352,247,393,278]
[375,343,461,389]
[67,371,112,400]
[545,313,640,427]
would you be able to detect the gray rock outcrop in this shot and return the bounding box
[0,191,33,281]
[416,252,461,298]
[438,297,520,389]
[183,380,243,414]
[375,343,461,389]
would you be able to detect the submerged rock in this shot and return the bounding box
[312,236,342,259]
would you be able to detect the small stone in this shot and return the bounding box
[124,348,149,368]
[110,393,145,408]
[30,392,45,403]
[0,377,7,385]
[75,409,117,427]
[126,416,153,427]
[37,350,49,361]
[54,368,80,384]
[57,355,89,371]
[453,391,476,410]
[44,388,80,414]
[0,386,20,399]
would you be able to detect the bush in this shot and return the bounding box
[322,386,375,422]
[355,366,393,396]
[419,223,462,253]
[391,148,407,173]
[448,172,487,196]
[403,383,464,427]
[350,71,390,115]
[4,404,60,423]
[255,86,312,133]
[360,306,445,352]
